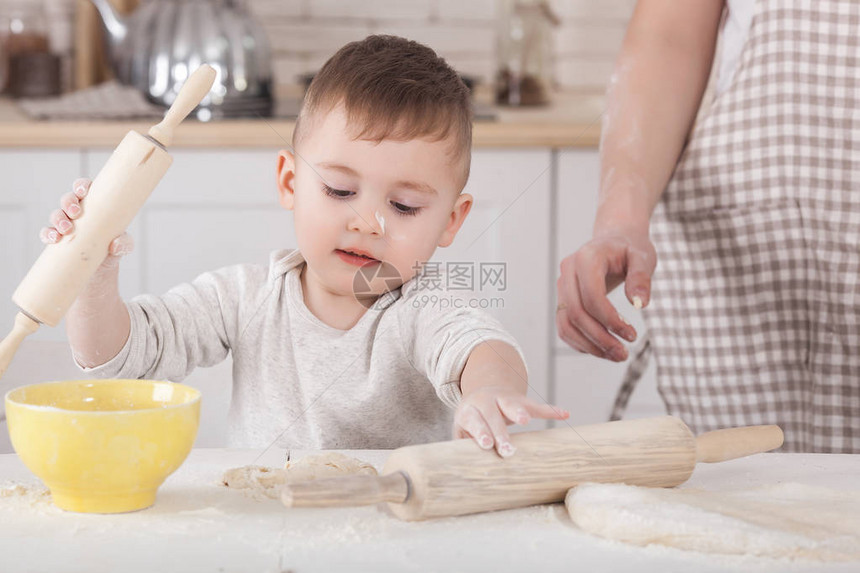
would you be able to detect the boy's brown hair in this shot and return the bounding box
[293,35,473,185]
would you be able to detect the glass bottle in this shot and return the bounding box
[0,1,50,94]
[495,0,559,106]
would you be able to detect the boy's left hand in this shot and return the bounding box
[453,385,569,458]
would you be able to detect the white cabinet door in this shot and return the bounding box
[554,149,664,423]
[0,210,28,332]
[436,149,554,429]
[84,148,289,448]
[0,151,83,343]
[0,151,83,453]
[84,149,294,294]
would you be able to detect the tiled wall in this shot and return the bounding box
[4,0,635,93]
[253,0,635,92]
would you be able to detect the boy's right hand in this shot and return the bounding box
[40,178,134,269]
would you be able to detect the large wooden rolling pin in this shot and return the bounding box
[0,65,217,382]
[281,416,784,521]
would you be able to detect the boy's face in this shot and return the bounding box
[277,104,472,299]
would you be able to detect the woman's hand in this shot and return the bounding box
[554,0,723,362]
[556,228,656,361]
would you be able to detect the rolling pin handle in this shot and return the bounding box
[0,312,40,380]
[695,424,784,463]
[148,64,217,147]
[281,471,410,509]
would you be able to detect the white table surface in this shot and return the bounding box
[1,449,858,573]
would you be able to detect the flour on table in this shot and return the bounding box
[565,482,860,562]
[0,481,54,514]
[222,452,377,500]
[1,482,49,500]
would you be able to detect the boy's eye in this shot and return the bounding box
[323,184,353,199]
[391,201,420,217]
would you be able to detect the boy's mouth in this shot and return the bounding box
[335,248,381,267]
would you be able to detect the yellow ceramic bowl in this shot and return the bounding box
[4,379,200,514]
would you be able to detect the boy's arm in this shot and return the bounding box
[457,340,569,457]
[41,178,132,368]
[398,288,568,456]
[70,267,237,381]
[66,245,131,368]
[47,177,242,379]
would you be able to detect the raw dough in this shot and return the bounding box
[0,483,49,500]
[222,452,377,500]
[565,482,860,561]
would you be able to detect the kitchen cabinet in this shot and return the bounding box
[0,151,81,337]
[0,152,83,455]
[0,146,660,452]
[83,149,293,296]
[553,150,664,424]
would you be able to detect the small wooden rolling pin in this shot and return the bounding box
[281,416,784,521]
[0,65,216,382]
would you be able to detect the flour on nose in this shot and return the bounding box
[375,210,386,235]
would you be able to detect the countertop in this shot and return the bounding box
[0,449,858,573]
[0,91,604,149]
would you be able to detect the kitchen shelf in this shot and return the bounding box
[0,91,604,149]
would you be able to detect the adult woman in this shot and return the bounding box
[557,0,859,453]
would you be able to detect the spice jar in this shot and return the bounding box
[495,0,559,107]
[0,1,56,96]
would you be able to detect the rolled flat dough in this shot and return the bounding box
[222,452,377,499]
[565,482,860,561]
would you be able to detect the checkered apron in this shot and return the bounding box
[611,0,860,453]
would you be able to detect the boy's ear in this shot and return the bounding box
[438,193,473,248]
[277,149,297,210]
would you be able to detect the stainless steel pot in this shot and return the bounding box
[90,0,272,118]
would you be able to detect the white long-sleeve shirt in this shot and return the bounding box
[81,249,524,450]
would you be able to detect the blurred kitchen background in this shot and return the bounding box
[0,0,665,453]
[0,0,632,98]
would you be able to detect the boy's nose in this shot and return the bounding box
[347,206,383,235]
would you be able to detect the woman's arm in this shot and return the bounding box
[596,0,725,232]
[557,0,725,361]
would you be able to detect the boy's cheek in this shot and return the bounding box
[388,243,438,283]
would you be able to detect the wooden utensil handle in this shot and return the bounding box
[0,312,39,380]
[695,425,784,463]
[281,471,410,509]
[148,64,216,147]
